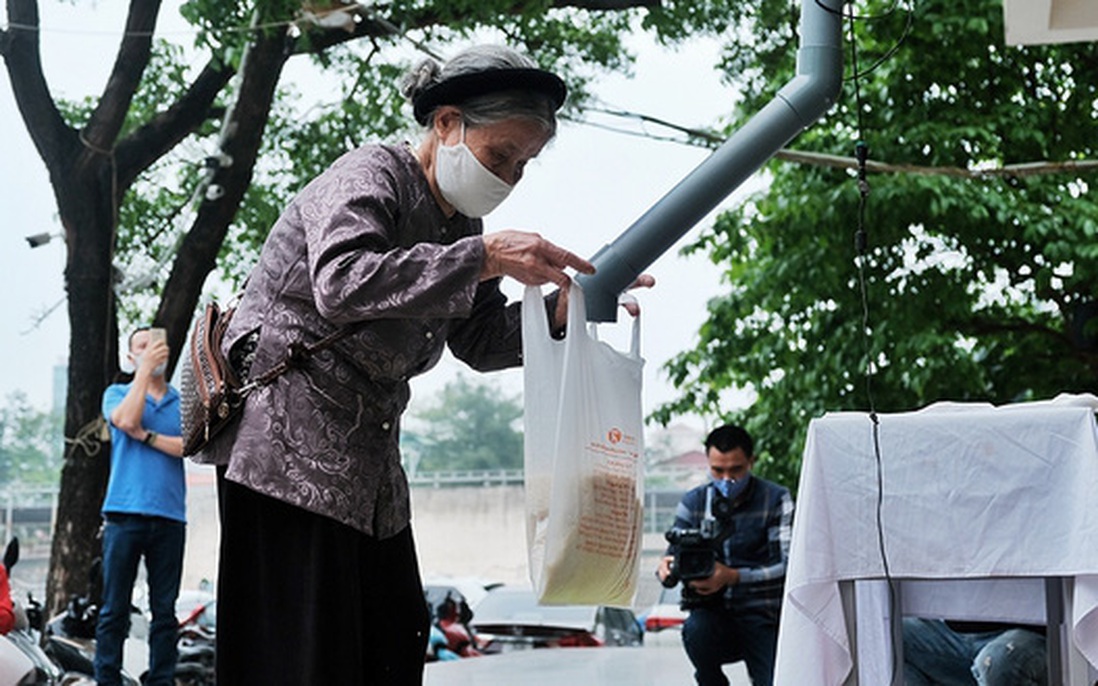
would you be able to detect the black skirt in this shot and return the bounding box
[215,470,429,685]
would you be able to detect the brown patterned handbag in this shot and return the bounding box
[179,301,355,456]
[179,301,242,456]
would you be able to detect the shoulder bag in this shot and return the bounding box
[179,301,354,456]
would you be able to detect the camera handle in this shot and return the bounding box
[661,484,740,588]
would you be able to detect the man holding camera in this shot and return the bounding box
[656,424,794,686]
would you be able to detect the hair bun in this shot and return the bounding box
[400,58,442,102]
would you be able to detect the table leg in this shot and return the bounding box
[840,581,858,686]
[889,581,904,686]
[1045,576,1066,685]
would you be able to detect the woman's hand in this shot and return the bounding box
[551,273,656,331]
[481,230,595,288]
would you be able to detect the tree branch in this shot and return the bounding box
[1,0,77,170]
[83,0,162,156]
[960,315,1070,347]
[157,24,291,366]
[556,0,660,6]
[288,0,662,56]
[114,58,235,188]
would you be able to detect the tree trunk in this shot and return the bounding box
[45,156,119,616]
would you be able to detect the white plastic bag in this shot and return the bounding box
[522,283,645,607]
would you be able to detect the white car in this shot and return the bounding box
[471,585,643,653]
[641,584,687,646]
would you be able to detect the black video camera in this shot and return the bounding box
[661,485,733,590]
[661,521,720,588]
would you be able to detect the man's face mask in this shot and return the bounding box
[435,121,514,218]
[712,475,750,501]
[132,354,166,378]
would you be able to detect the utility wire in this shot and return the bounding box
[573,105,1098,179]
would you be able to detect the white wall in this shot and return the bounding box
[183,475,669,609]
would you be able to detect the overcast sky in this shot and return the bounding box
[0,4,760,432]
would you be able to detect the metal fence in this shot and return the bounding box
[0,466,701,549]
[404,466,700,489]
[0,488,57,561]
[408,468,525,488]
[405,467,698,535]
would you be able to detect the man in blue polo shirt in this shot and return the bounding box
[95,326,186,686]
[657,424,794,686]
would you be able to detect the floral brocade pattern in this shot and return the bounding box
[199,143,526,537]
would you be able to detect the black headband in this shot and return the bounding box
[412,67,567,125]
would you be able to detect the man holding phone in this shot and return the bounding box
[95,326,186,686]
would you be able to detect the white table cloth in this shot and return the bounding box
[774,396,1098,685]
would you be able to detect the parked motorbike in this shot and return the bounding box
[0,594,63,686]
[0,537,64,686]
[424,589,481,661]
[1,535,215,686]
[173,598,215,686]
[43,593,139,686]
[45,590,215,686]
[0,621,62,686]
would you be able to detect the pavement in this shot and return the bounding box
[424,640,751,685]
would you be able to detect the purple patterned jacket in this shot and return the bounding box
[201,143,531,537]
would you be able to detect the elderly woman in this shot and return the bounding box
[207,44,614,684]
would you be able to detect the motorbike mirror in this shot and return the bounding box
[3,537,19,572]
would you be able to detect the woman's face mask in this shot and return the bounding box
[435,122,514,218]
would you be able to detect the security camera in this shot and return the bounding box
[25,232,56,248]
[203,153,233,170]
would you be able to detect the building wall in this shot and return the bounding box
[182,474,673,609]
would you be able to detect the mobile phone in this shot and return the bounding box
[145,327,169,377]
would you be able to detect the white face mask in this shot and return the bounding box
[132,354,166,378]
[435,122,514,218]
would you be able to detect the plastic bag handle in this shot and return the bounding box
[571,285,642,359]
[566,280,587,332]
[523,285,553,340]
[620,293,642,359]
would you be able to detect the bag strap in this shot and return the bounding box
[238,326,356,394]
[567,284,643,359]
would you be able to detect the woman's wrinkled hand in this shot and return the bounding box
[481,230,595,288]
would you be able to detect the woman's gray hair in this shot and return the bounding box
[400,45,559,135]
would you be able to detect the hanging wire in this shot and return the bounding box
[815,0,915,81]
[848,0,914,81]
[845,1,901,681]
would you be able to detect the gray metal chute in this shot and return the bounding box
[576,0,845,321]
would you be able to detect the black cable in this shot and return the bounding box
[852,1,915,80]
[819,0,915,81]
[846,2,899,682]
[816,0,907,21]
